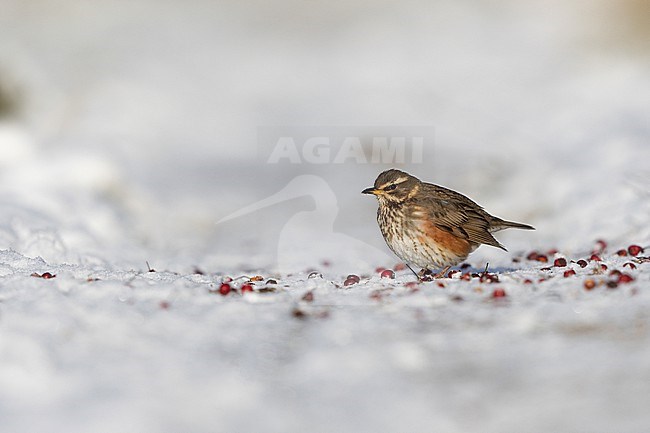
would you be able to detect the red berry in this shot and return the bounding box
[600,264,608,271]
[159,301,170,309]
[491,288,507,298]
[584,279,596,290]
[343,278,358,286]
[553,258,567,267]
[375,267,386,273]
[240,284,254,293]
[526,251,540,261]
[563,269,576,277]
[301,291,314,302]
[380,269,395,279]
[576,260,588,268]
[595,239,607,252]
[460,273,471,281]
[218,283,231,295]
[346,274,360,284]
[618,274,634,284]
[623,262,637,269]
[628,245,644,256]
[589,254,601,261]
[547,249,559,255]
[536,255,549,263]
[616,249,628,256]
[523,279,533,284]
[41,272,56,279]
[393,263,407,271]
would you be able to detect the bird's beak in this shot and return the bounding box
[362,187,382,195]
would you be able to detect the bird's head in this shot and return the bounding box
[362,169,420,204]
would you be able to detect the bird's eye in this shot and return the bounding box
[385,184,397,191]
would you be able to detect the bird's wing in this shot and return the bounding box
[411,183,506,250]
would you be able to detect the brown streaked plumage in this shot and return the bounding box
[362,169,534,278]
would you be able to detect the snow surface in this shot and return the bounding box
[1,0,650,432]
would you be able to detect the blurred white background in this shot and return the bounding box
[1,0,648,270]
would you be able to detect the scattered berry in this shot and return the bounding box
[628,245,644,256]
[616,249,628,257]
[563,269,576,278]
[380,269,395,279]
[393,263,407,271]
[491,288,507,298]
[553,258,567,267]
[584,279,596,290]
[594,239,607,252]
[523,279,533,284]
[623,262,637,269]
[159,301,170,309]
[343,277,358,286]
[460,273,471,281]
[301,291,314,302]
[479,273,499,283]
[292,308,307,319]
[589,254,601,261]
[546,248,559,255]
[576,260,588,268]
[526,251,540,260]
[606,281,619,289]
[346,274,360,284]
[218,283,231,295]
[618,274,634,284]
[600,264,608,271]
[240,284,254,293]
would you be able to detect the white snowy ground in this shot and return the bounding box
[1,0,650,432]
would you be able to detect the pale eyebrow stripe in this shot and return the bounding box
[379,176,409,189]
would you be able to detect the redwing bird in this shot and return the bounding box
[363,169,534,279]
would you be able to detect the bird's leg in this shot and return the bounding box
[433,265,452,279]
[405,264,420,279]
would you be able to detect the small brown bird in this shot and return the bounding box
[363,169,534,279]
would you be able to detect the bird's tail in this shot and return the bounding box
[489,217,535,232]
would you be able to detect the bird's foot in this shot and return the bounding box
[417,266,451,281]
